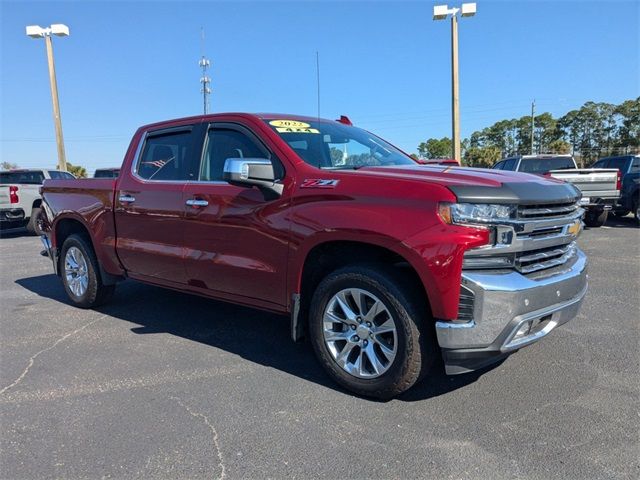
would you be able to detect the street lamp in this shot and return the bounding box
[26,24,70,172]
[433,3,476,162]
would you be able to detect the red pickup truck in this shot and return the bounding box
[40,113,588,398]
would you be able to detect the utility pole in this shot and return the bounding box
[316,51,321,121]
[451,13,460,161]
[199,28,211,114]
[26,24,69,171]
[530,99,535,155]
[433,3,476,162]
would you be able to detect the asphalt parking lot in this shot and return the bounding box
[1,217,638,480]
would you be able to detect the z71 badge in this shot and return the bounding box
[300,179,340,189]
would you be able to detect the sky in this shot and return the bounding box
[1,0,638,174]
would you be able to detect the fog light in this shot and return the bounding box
[462,254,515,269]
[513,321,532,340]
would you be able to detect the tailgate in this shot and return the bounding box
[0,185,11,207]
[549,169,619,199]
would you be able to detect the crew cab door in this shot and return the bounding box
[181,122,290,307]
[114,124,204,283]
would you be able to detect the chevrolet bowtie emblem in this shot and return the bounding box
[568,220,582,236]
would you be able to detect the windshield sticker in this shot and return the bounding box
[276,127,320,134]
[270,120,310,128]
[301,179,339,189]
[270,119,320,134]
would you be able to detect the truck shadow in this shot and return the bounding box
[602,214,639,229]
[0,227,31,238]
[16,274,492,402]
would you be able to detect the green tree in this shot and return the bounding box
[615,97,640,148]
[463,146,501,168]
[417,98,640,164]
[1,161,18,170]
[547,139,572,154]
[533,112,561,154]
[66,162,87,178]
[417,137,452,158]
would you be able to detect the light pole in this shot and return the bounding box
[433,3,476,162]
[26,24,70,172]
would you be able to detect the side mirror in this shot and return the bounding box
[223,158,283,199]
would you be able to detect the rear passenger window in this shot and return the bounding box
[631,157,640,173]
[136,129,197,181]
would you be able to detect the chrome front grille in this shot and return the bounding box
[518,202,579,219]
[463,200,583,275]
[515,243,576,274]
[517,226,564,238]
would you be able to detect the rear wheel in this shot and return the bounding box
[60,234,115,308]
[309,264,434,399]
[584,209,608,228]
[25,207,42,235]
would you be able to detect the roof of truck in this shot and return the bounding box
[136,113,345,132]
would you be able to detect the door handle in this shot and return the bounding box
[119,194,136,204]
[185,199,209,208]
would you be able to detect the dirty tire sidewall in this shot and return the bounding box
[26,208,42,236]
[309,265,431,399]
[60,234,106,308]
[584,209,608,228]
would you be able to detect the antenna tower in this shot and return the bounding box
[199,28,211,114]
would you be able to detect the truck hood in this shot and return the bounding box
[355,165,581,205]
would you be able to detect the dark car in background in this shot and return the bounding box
[591,155,640,220]
[93,168,120,178]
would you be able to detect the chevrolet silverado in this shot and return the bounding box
[39,113,588,398]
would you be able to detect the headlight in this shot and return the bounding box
[438,202,517,226]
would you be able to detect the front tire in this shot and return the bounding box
[309,265,434,399]
[584,209,608,228]
[60,234,115,308]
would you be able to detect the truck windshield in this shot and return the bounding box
[0,171,45,184]
[264,119,416,169]
[519,157,575,174]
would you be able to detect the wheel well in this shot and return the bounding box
[53,218,122,285]
[298,241,430,328]
[55,218,91,249]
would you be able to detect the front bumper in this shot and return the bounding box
[436,248,588,374]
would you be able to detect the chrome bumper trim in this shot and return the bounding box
[436,248,588,351]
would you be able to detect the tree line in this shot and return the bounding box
[417,97,640,168]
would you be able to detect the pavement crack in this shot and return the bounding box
[0,315,105,396]
[172,396,226,480]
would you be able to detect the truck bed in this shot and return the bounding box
[41,178,121,275]
[548,168,619,203]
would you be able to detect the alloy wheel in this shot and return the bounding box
[322,288,398,379]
